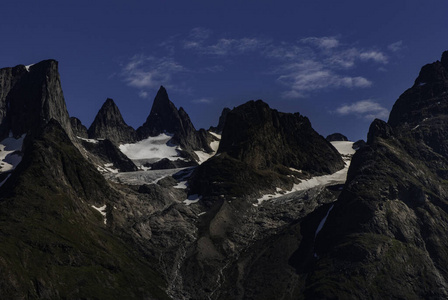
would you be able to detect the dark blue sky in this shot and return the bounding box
[1,1,447,141]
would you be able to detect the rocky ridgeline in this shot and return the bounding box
[304,50,448,299]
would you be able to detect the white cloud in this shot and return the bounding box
[192,98,213,104]
[277,60,372,98]
[301,36,340,49]
[189,27,212,40]
[122,54,185,90]
[388,41,403,52]
[335,100,389,120]
[359,51,388,64]
[138,90,149,98]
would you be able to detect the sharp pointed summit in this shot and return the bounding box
[88,98,137,144]
[137,86,212,154]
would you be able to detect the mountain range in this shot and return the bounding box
[0,51,448,299]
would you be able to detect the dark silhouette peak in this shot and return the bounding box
[88,98,137,144]
[441,50,448,70]
[104,98,116,105]
[326,133,348,142]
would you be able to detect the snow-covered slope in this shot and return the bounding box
[255,141,354,206]
[194,132,221,164]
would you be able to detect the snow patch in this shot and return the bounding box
[77,136,99,144]
[0,134,26,173]
[119,134,180,161]
[25,64,34,72]
[193,132,221,164]
[256,142,354,206]
[91,204,107,224]
[174,181,188,189]
[315,204,334,238]
[330,141,355,156]
[184,194,201,205]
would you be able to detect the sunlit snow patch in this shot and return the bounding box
[0,133,26,175]
[77,136,99,144]
[25,64,34,72]
[255,141,354,206]
[194,132,221,164]
[120,134,179,160]
[184,194,202,205]
[91,204,107,224]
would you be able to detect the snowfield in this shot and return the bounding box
[119,134,180,161]
[255,141,355,206]
[0,133,26,187]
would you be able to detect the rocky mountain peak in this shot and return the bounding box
[219,100,342,173]
[137,86,183,138]
[441,50,448,70]
[209,107,230,133]
[137,86,212,154]
[88,98,137,144]
[190,99,344,198]
[388,52,448,128]
[70,117,88,138]
[0,59,73,140]
[326,133,348,142]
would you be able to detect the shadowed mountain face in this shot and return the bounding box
[88,98,137,145]
[301,51,448,299]
[0,60,73,140]
[190,100,344,199]
[70,116,88,138]
[0,120,168,299]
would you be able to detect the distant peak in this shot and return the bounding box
[155,86,169,100]
[104,98,117,107]
[441,50,448,70]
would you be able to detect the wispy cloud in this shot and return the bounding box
[301,36,340,49]
[335,99,389,120]
[359,51,389,64]
[122,30,393,101]
[388,41,403,52]
[278,65,372,98]
[122,54,186,97]
[267,37,390,98]
[192,98,213,104]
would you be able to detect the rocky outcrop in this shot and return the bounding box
[88,98,137,145]
[209,107,230,133]
[189,100,344,198]
[0,60,73,140]
[80,138,138,172]
[137,86,212,153]
[70,116,88,138]
[326,132,348,141]
[301,50,448,299]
